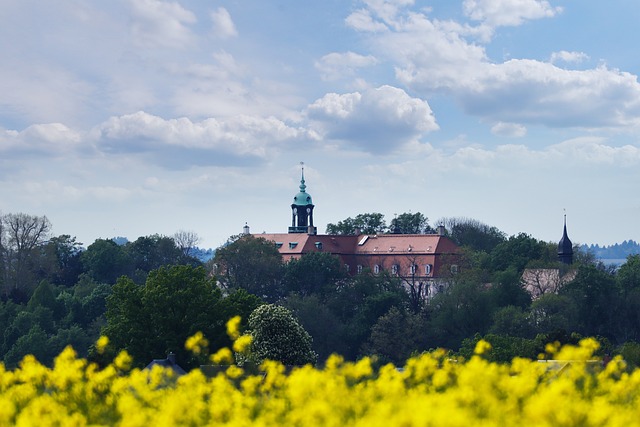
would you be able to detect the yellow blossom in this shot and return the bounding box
[184,331,209,355]
[226,316,242,340]
[95,336,109,354]
[232,334,253,354]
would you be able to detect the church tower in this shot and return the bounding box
[288,163,317,235]
[558,214,573,265]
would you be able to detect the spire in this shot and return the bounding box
[558,212,573,265]
[299,161,306,193]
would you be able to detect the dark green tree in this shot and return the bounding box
[490,233,549,272]
[390,212,431,234]
[81,239,129,284]
[439,217,506,253]
[326,213,387,235]
[363,306,427,365]
[283,252,348,298]
[214,235,284,302]
[102,265,225,369]
[247,304,317,366]
[560,263,617,339]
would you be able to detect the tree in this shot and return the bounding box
[102,265,225,369]
[81,239,129,284]
[44,235,84,287]
[282,252,348,298]
[490,233,549,272]
[214,235,284,302]
[439,217,506,253]
[390,212,431,234]
[560,263,617,339]
[126,234,185,283]
[247,304,316,366]
[363,306,426,365]
[326,213,387,235]
[1,213,52,296]
[173,230,201,259]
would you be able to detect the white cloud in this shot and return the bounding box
[355,3,640,130]
[210,7,238,39]
[463,0,562,27]
[491,122,527,137]
[550,50,590,65]
[128,0,197,48]
[307,85,438,154]
[345,9,389,32]
[96,111,318,169]
[0,123,83,157]
[315,52,379,81]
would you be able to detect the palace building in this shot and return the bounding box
[249,166,461,300]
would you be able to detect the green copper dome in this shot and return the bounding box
[293,170,313,206]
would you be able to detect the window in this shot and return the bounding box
[451,264,459,274]
[374,264,380,274]
[357,265,363,274]
[410,264,417,274]
[315,242,323,250]
[391,264,398,275]
[425,264,432,275]
[275,242,283,249]
[345,264,350,272]
[289,242,298,249]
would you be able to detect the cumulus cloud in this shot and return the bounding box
[491,122,527,137]
[550,50,589,65]
[463,0,562,27]
[210,7,237,39]
[128,0,197,48]
[315,52,378,81]
[0,123,83,157]
[96,111,318,169]
[354,3,640,130]
[307,85,438,154]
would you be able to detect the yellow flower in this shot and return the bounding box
[95,336,109,354]
[226,316,242,340]
[232,334,253,354]
[210,348,234,365]
[474,339,492,355]
[185,331,209,355]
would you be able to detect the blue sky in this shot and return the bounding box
[2,0,640,249]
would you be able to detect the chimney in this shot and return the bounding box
[437,224,446,236]
[167,352,176,365]
[243,222,250,235]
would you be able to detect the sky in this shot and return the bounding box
[2,0,640,250]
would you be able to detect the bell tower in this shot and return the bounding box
[289,163,317,235]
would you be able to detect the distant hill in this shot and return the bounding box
[580,240,640,260]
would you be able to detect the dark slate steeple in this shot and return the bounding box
[558,214,573,265]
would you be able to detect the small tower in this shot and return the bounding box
[558,214,573,265]
[289,163,317,235]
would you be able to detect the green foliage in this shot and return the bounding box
[458,334,541,363]
[247,304,317,366]
[490,233,550,272]
[102,265,225,369]
[390,212,431,234]
[214,235,284,302]
[363,306,427,366]
[326,213,387,235]
[283,252,347,298]
[81,239,129,284]
[440,217,506,253]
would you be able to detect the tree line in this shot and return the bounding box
[3,210,640,370]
